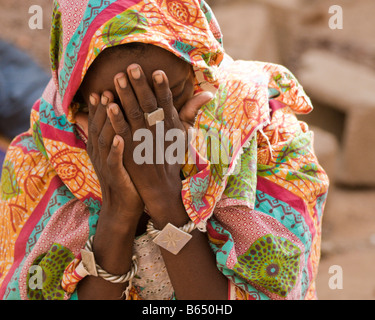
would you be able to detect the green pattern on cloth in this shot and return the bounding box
[27,243,75,300]
[50,0,63,72]
[32,121,48,159]
[102,10,148,47]
[257,131,319,183]
[1,160,23,201]
[234,235,301,298]
[223,136,257,205]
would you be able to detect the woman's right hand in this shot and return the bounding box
[77,91,144,299]
[87,91,144,227]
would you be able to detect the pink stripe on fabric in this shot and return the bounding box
[18,198,90,299]
[257,176,309,218]
[269,99,285,116]
[256,175,316,243]
[40,122,86,150]
[63,0,143,113]
[0,176,63,299]
[256,176,316,288]
[32,99,41,112]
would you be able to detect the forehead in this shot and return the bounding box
[81,44,192,93]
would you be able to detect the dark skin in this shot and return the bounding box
[76,44,228,300]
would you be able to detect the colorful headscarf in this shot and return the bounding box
[0,0,329,300]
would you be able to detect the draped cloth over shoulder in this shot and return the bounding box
[0,0,328,300]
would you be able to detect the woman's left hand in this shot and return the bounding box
[107,64,212,226]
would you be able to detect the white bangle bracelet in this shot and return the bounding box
[146,219,197,255]
[82,235,138,284]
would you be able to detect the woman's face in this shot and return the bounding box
[80,44,195,113]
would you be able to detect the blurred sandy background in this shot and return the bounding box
[1,0,375,300]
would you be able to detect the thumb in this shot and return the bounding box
[178,91,213,130]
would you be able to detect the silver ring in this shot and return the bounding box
[144,108,164,126]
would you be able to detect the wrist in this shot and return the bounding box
[148,198,190,230]
[99,205,142,233]
[92,211,139,274]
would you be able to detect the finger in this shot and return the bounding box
[179,91,213,130]
[127,64,158,114]
[88,91,114,153]
[107,102,132,148]
[98,116,116,162]
[88,93,99,121]
[107,135,132,187]
[152,71,175,119]
[87,93,100,155]
[114,71,146,132]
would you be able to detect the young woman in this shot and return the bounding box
[0,0,329,300]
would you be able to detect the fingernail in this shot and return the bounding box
[154,72,163,84]
[89,94,97,106]
[130,66,141,79]
[101,94,109,105]
[110,103,119,116]
[113,135,120,147]
[117,75,127,89]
